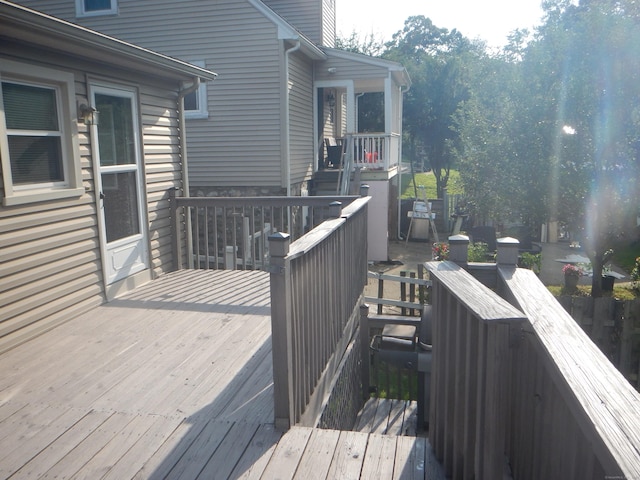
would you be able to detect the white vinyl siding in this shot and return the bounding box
[0,50,185,347]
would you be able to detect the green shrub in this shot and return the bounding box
[632,256,640,292]
[520,252,541,274]
[468,242,489,262]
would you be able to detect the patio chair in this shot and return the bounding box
[324,137,343,168]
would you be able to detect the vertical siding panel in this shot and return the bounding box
[289,52,314,186]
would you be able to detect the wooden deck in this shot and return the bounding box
[0,269,443,479]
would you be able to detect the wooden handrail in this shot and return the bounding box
[426,260,526,479]
[499,266,640,480]
[269,197,369,430]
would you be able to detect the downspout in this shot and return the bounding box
[284,40,301,196]
[178,77,200,196]
[178,77,200,268]
[398,83,410,240]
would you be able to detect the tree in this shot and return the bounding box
[457,0,640,295]
[383,16,479,198]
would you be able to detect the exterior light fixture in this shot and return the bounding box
[78,103,99,126]
[326,92,336,108]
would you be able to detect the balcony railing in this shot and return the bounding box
[427,236,640,480]
[350,133,400,171]
[170,189,360,271]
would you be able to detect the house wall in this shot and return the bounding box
[16,0,291,192]
[262,0,336,47]
[0,42,184,346]
[288,51,315,187]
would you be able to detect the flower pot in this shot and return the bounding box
[601,275,615,292]
[564,273,579,290]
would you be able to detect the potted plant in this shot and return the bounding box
[562,263,582,290]
[432,242,449,261]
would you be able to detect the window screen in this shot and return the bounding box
[2,81,64,185]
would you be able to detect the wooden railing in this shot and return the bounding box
[351,133,400,171]
[426,258,526,479]
[169,189,359,270]
[268,197,369,430]
[427,236,640,480]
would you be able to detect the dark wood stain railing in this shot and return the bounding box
[500,266,640,480]
[268,197,369,430]
[428,235,640,480]
[426,259,526,479]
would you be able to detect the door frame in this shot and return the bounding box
[89,81,150,295]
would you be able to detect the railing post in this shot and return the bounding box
[448,234,469,265]
[496,237,520,266]
[329,201,342,218]
[360,304,370,401]
[169,187,182,270]
[268,232,295,431]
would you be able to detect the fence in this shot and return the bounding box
[557,296,640,388]
[268,197,369,430]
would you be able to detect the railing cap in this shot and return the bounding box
[497,236,520,246]
[449,234,470,244]
[268,232,291,257]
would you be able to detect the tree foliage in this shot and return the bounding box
[383,16,481,198]
[337,5,640,295]
[457,0,640,295]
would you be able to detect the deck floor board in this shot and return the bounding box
[0,269,443,479]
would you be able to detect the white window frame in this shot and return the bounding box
[0,60,83,206]
[184,60,209,120]
[76,0,118,17]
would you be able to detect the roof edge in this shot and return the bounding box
[0,0,218,81]
[248,0,326,60]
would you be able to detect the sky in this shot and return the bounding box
[336,0,545,49]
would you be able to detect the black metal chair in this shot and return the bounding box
[370,305,433,430]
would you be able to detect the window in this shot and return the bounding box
[0,60,82,206]
[76,0,117,17]
[184,60,208,119]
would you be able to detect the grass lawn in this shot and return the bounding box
[400,169,464,199]
[547,283,638,300]
[612,240,640,273]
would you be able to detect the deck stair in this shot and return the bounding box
[310,168,361,196]
[354,398,420,436]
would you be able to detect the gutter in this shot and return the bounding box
[178,77,201,196]
[177,77,201,269]
[284,40,301,196]
[398,83,411,240]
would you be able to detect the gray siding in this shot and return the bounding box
[263,0,335,47]
[0,45,185,345]
[18,0,294,191]
[289,51,315,185]
[263,0,320,45]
